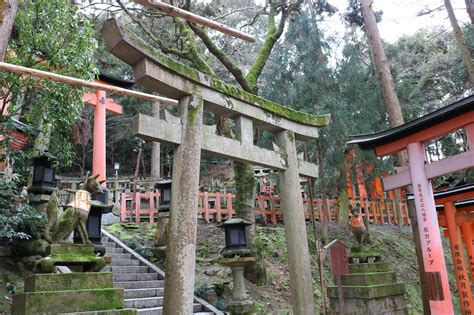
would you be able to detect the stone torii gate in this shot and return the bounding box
[348,96,474,314]
[102,18,330,314]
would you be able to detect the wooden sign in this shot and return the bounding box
[324,239,349,276]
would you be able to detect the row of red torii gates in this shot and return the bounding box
[349,95,474,314]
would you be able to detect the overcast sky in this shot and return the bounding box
[323,0,470,43]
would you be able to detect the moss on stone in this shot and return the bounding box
[117,21,330,127]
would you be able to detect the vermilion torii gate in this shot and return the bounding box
[348,96,474,314]
[102,18,330,315]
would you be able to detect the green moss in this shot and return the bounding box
[118,21,330,127]
[187,97,203,127]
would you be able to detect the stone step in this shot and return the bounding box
[125,297,163,308]
[136,303,203,315]
[124,288,164,299]
[340,271,397,286]
[58,309,137,315]
[103,266,150,273]
[111,259,141,266]
[108,253,132,260]
[105,247,125,254]
[114,273,160,282]
[115,280,165,289]
[24,273,114,292]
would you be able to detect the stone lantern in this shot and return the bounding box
[29,156,56,194]
[218,218,255,315]
[155,179,172,212]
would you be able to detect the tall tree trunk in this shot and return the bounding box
[316,137,328,244]
[359,0,408,166]
[150,100,161,179]
[445,0,474,86]
[465,0,474,24]
[0,0,19,62]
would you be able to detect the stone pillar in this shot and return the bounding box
[276,130,315,315]
[407,142,453,313]
[162,95,203,314]
[232,266,247,301]
[150,100,160,180]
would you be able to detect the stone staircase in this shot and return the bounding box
[101,229,222,315]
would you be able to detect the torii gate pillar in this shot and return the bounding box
[277,130,316,315]
[163,95,204,314]
[93,89,107,183]
[407,142,452,312]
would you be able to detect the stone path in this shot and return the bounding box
[101,229,222,315]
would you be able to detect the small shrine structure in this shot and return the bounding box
[348,95,474,313]
[101,17,329,314]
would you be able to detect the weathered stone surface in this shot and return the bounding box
[163,95,204,314]
[12,288,124,315]
[34,244,108,273]
[349,262,389,274]
[277,130,315,314]
[24,272,114,292]
[327,283,406,299]
[329,294,409,315]
[339,272,397,286]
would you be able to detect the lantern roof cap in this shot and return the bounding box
[323,239,349,250]
[218,218,252,228]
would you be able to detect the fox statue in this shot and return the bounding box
[43,174,104,244]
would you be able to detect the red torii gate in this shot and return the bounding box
[348,95,474,314]
[430,185,474,314]
[82,74,132,183]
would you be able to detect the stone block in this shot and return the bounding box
[329,294,409,315]
[12,288,124,315]
[24,273,114,292]
[349,262,389,274]
[327,283,406,299]
[340,272,397,286]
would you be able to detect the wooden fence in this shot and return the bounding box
[120,190,411,226]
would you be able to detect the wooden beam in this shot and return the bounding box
[383,150,474,191]
[134,0,256,43]
[0,62,178,106]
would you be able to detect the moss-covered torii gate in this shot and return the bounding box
[102,18,330,314]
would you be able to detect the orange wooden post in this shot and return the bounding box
[387,191,394,224]
[84,90,123,185]
[317,198,323,221]
[345,160,355,200]
[135,192,141,223]
[270,195,277,224]
[462,222,474,284]
[445,202,474,313]
[216,193,222,222]
[203,192,209,223]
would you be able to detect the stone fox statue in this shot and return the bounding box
[349,203,370,245]
[43,174,104,244]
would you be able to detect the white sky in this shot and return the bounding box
[324,0,470,43]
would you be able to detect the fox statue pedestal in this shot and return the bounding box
[327,261,409,315]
